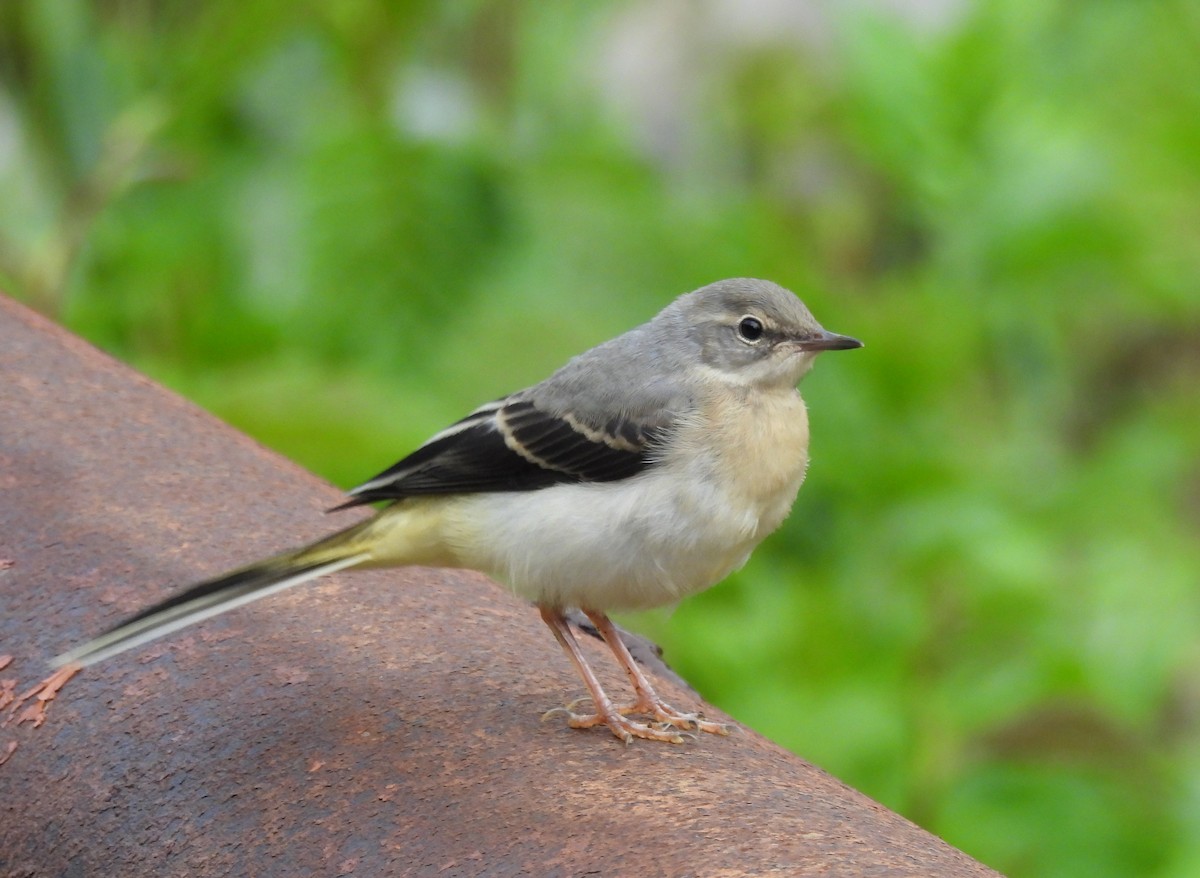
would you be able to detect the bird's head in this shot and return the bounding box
[668,278,862,389]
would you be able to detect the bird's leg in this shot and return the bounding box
[538,606,687,744]
[582,609,730,736]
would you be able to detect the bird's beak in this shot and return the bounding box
[796,330,863,352]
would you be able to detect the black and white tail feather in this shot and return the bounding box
[52,523,374,668]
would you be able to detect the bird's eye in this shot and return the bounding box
[736,316,765,343]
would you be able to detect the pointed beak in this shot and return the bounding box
[796,329,863,352]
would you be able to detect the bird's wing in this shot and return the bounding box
[336,395,673,507]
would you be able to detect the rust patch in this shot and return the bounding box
[274,665,311,685]
[3,662,81,728]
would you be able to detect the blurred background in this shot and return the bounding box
[2,1,1199,875]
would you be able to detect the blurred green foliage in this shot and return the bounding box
[3,2,1200,875]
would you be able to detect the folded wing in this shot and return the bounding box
[337,397,671,508]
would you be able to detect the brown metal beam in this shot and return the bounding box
[0,294,998,877]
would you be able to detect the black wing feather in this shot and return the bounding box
[336,398,668,508]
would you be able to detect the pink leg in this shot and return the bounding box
[583,609,729,736]
[538,607,687,744]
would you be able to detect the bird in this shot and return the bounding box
[54,278,862,744]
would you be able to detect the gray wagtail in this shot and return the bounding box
[55,278,862,744]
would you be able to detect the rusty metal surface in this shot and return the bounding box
[0,294,999,877]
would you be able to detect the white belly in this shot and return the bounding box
[434,387,812,611]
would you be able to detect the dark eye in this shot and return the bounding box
[737,316,765,343]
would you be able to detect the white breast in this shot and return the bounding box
[436,386,811,611]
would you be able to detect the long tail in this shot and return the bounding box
[52,521,375,669]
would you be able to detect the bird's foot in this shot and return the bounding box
[622,697,731,736]
[543,695,728,742]
[542,702,692,744]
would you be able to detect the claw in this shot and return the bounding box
[619,698,730,736]
[542,701,688,744]
[540,706,573,723]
